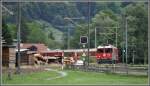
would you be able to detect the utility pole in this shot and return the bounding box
[0,0,2,82]
[67,24,71,49]
[148,0,150,83]
[125,16,128,74]
[16,1,21,74]
[132,50,135,65]
[95,27,97,48]
[87,1,90,66]
[122,48,125,64]
[2,3,14,80]
[116,26,118,47]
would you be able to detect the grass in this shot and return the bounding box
[2,70,148,85]
[2,71,59,84]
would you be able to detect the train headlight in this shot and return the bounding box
[103,54,106,57]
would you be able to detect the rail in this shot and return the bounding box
[65,64,148,75]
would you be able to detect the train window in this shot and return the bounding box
[105,48,112,53]
[97,49,104,53]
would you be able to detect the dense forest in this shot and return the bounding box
[2,2,148,64]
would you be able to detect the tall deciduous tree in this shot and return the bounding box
[123,3,148,64]
[2,20,13,45]
[21,17,30,43]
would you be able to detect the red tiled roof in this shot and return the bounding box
[20,43,48,53]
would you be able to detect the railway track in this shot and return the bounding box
[66,64,148,75]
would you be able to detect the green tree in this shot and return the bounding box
[122,3,148,64]
[91,9,118,46]
[26,21,47,44]
[48,31,55,40]
[2,20,13,45]
[21,18,30,42]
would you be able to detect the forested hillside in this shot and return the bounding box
[2,2,148,63]
[2,2,130,48]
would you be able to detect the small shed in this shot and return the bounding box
[15,49,36,66]
[27,51,36,65]
[15,49,28,66]
[2,45,16,67]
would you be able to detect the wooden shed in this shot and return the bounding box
[2,45,16,67]
[15,49,36,66]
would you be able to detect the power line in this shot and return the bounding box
[64,17,84,49]
[95,26,119,48]
[2,5,14,15]
[2,0,149,2]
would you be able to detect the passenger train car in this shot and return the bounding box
[96,45,119,64]
[40,44,119,64]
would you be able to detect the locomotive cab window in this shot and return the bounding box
[105,48,112,53]
[97,48,104,53]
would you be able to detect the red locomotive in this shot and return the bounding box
[96,45,119,64]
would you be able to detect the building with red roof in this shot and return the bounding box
[20,43,48,53]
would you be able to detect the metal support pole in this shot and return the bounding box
[95,27,97,48]
[132,50,135,65]
[0,0,2,82]
[87,2,90,66]
[67,27,70,49]
[122,14,125,64]
[125,16,128,74]
[122,49,125,63]
[148,0,150,84]
[116,26,117,47]
[16,1,21,74]
[2,1,15,80]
